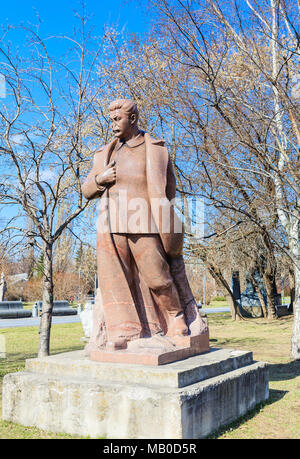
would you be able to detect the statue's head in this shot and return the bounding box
[109,99,139,141]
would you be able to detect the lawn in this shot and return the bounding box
[0,313,299,439]
[205,298,229,309]
[207,313,300,439]
[0,323,85,439]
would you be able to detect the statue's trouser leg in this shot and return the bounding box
[97,233,142,348]
[127,234,188,337]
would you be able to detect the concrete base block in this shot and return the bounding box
[2,348,269,439]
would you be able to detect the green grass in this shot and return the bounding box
[0,314,299,439]
[22,302,34,310]
[207,313,300,439]
[205,299,229,309]
[0,323,85,439]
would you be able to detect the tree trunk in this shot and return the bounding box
[288,269,295,313]
[249,271,268,318]
[259,231,278,319]
[38,242,54,357]
[291,265,300,360]
[225,294,240,321]
[263,273,278,320]
[207,264,242,320]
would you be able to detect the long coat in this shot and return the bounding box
[82,132,184,257]
[82,133,205,350]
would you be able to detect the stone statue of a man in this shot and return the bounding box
[82,99,208,355]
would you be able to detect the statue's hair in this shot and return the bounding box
[109,99,138,119]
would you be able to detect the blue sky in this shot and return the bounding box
[1,0,151,39]
[0,1,152,237]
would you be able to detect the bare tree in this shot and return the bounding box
[0,7,108,356]
[98,24,283,321]
[145,0,300,356]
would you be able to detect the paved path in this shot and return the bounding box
[203,307,230,314]
[0,307,230,329]
[0,315,81,329]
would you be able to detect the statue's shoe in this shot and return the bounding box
[166,312,189,337]
[105,339,128,351]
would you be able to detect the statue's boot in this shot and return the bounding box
[106,339,128,351]
[166,311,189,337]
[151,283,188,337]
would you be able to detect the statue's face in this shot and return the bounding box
[110,109,136,140]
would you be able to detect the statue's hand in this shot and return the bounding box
[95,160,116,186]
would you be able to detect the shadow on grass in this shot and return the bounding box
[207,388,288,439]
[268,360,300,382]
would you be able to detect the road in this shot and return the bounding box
[0,315,81,329]
[0,307,230,329]
[203,307,230,314]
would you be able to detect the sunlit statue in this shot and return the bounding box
[82,99,208,358]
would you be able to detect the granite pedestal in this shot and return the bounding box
[2,348,268,439]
